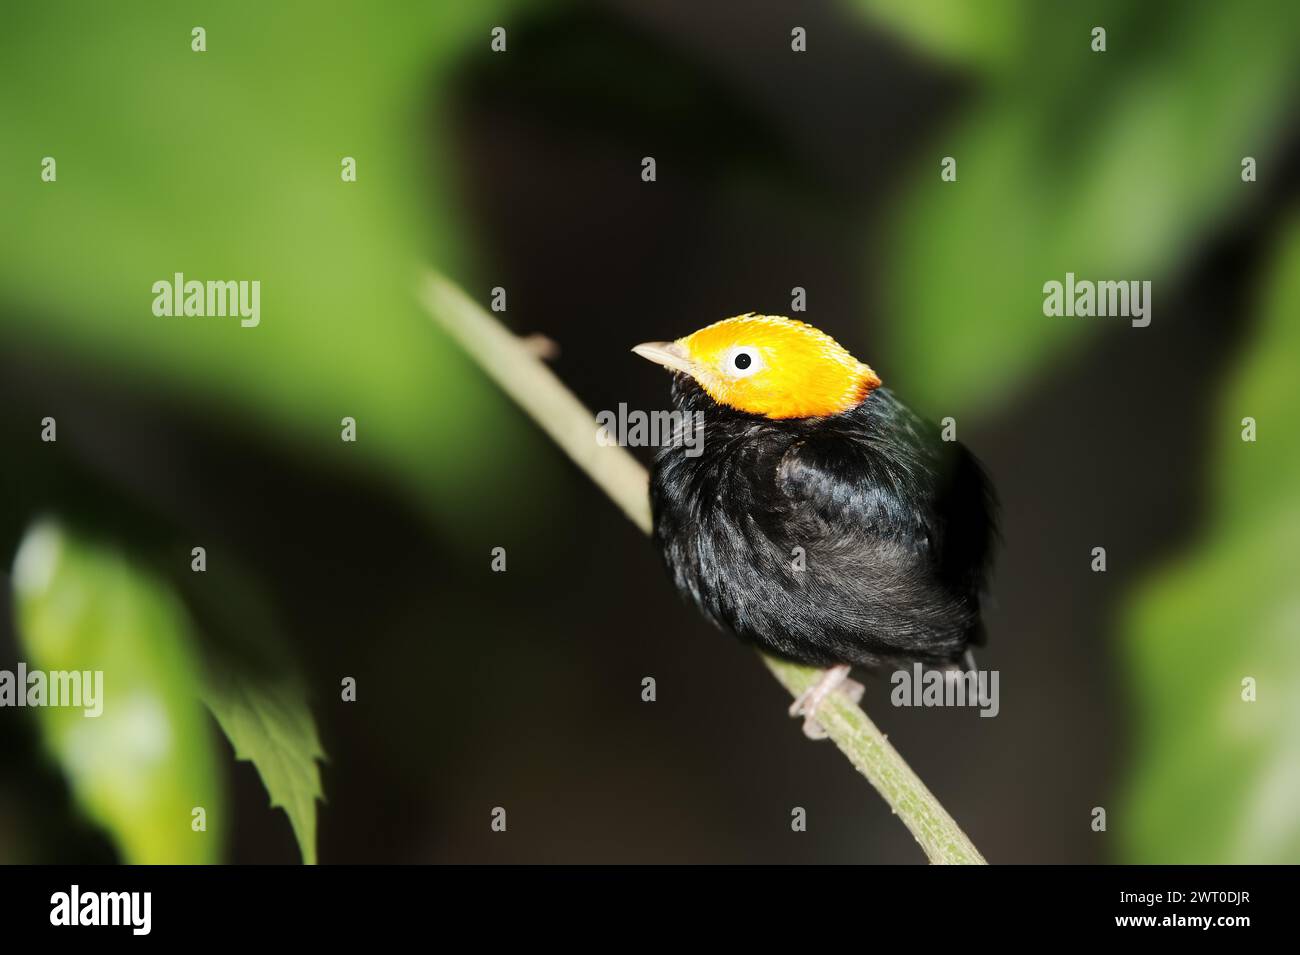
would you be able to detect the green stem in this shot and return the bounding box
[419,270,987,865]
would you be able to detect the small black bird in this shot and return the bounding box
[634,315,997,737]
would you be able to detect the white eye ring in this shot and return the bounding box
[724,346,763,378]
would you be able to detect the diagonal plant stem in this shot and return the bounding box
[419,270,987,865]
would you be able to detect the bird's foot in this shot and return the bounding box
[788,664,863,740]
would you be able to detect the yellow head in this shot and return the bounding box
[633,314,881,420]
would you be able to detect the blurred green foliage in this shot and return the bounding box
[11,520,325,863]
[850,0,1025,72]
[1122,220,1300,863]
[855,0,1300,414]
[2,0,531,865]
[12,521,222,863]
[0,0,528,520]
[856,0,1300,862]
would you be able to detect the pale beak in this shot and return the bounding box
[632,340,695,376]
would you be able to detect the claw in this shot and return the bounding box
[788,664,862,740]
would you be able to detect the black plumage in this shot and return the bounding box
[650,375,997,670]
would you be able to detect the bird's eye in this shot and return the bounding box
[726,347,762,377]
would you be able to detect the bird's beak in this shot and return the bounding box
[632,340,695,376]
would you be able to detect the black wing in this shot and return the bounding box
[769,390,997,662]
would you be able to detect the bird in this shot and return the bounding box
[633,314,997,738]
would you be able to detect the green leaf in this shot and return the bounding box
[1120,219,1300,863]
[202,671,325,866]
[11,520,223,863]
[174,560,327,866]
